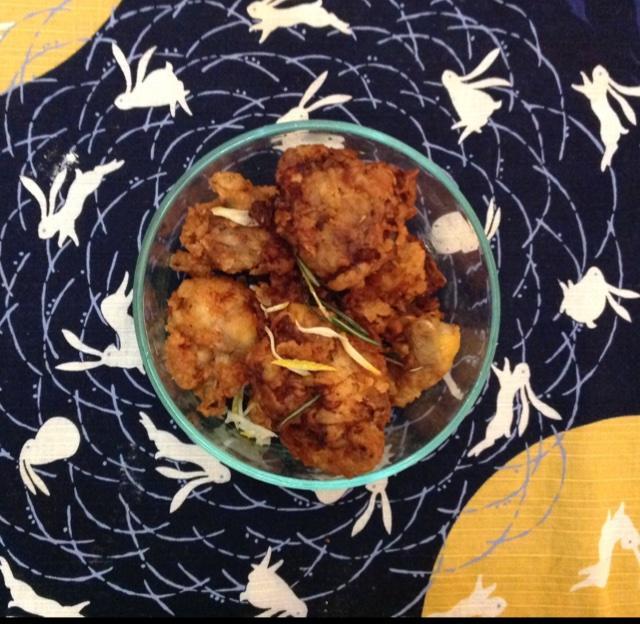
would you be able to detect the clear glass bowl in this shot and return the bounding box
[133,120,500,490]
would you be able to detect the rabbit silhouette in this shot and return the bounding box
[442,48,511,144]
[426,576,506,618]
[240,548,308,618]
[56,272,144,374]
[247,0,352,44]
[20,159,123,247]
[313,446,393,506]
[430,198,501,254]
[19,417,80,496]
[559,266,639,328]
[573,65,640,171]
[468,359,561,457]
[571,503,640,591]
[139,412,230,513]
[278,71,351,123]
[314,489,348,505]
[112,43,192,117]
[0,557,89,618]
[351,478,392,537]
[273,71,351,151]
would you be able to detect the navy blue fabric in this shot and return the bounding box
[1,0,640,616]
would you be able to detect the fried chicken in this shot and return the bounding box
[388,314,461,407]
[274,145,419,291]
[164,276,260,417]
[163,147,462,478]
[170,172,294,277]
[247,303,391,477]
[344,235,446,338]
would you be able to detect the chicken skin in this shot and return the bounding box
[165,276,260,417]
[247,304,391,477]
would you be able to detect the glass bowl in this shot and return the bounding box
[133,120,500,491]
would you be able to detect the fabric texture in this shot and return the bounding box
[1,0,640,617]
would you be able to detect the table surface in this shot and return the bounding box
[1,0,640,618]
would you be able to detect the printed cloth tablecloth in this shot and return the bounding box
[1,0,640,618]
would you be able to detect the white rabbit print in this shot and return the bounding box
[0,557,89,618]
[430,198,501,254]
[571,503,640,592]
[19,417,81,496]
[20,159,124,247]
[314,489,347,505]
[112,43,192,117]
[426,576,506,618]
[240,547,308,618]
[247,0,352,44]
[442,48,512,144]
[313,446,393,509]
[274,71,352,151]
[351,478,392,537]
[277,71,352,123]
[139,412,230,513]
[56,272,144,374]
[559,266,639,329]
[573,65,640,171]
[468,359,561,458]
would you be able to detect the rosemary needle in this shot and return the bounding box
[296,257,382,347]
[279,394,321,431]
[384,354,405,368]
[330,315,380,347]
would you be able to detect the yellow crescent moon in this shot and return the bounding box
[423,416,640,617]
[0,0,121,93]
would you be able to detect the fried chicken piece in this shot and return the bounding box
[343,236,443,336]
[246,303,391,477]
[388,314,461,407]
[252,272,307,310]
[275,145,419,291]
[343,231,448,339]
[165,276,260,417]
[170,172,294,277]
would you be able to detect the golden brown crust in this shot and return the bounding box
[170,172,294,277]
[388,315,461,407]
[344,236,433,337]
[274,145,419,291]
[164,148,460,477]
[246,304,391,476]
[164,276,260,417]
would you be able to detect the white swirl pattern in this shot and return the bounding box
[0,0,637,617]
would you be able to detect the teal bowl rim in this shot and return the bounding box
[133,119,501,491]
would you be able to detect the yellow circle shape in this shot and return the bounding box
[0,0,121,93]
[423,416,640,617]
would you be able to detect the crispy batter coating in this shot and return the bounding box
[344,236,445,337]
[170,172,294,277]
[389,315,461,407]
[164,148,461,477]
[275,145,419,291]
[252,272,307,310]
[247,304,391,477]
[164,276,260,417]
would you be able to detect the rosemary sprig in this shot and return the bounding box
[296,256,320,287]
[330,315,380,347]
[324,302,372,338]
[279,394,321,431]
[296,256,381,347]
[296,257,329,317]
